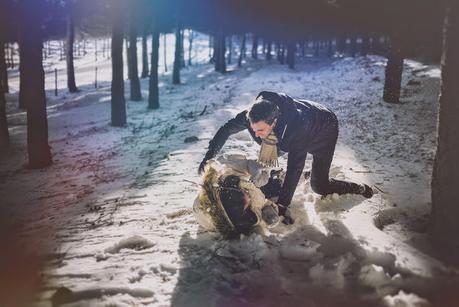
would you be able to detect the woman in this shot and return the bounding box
[193,155,283,238]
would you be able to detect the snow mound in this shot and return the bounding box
[359,264,392,288]
[104,235,155,254]
[279,240,321,261]
[384,290,430,307]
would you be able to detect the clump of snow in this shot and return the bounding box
[279,240,321,261]
[359,264,392,288]
[384,290,430,307]
[95,251,109,262]
[309,253,356,289]
[104,235,155,254]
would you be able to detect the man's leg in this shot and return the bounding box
[310,151,370,197]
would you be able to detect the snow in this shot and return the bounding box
[1,33,459,306]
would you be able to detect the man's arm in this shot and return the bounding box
[276,141,308,208]
[199,110,249,173]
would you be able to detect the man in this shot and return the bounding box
[199,91,373,223]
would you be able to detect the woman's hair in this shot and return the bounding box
[219,175,257,235]
[247,99,280,125]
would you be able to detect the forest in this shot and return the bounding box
[0,0,458,306]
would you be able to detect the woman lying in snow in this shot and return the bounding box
[193,154,286,238]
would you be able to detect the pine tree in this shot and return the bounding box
[431,0,459,251]
[19,1,52,168]
[128,8,142,101]
[111,1,127,127]
[148,20,160,109]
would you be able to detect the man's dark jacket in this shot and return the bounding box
[203,91,338,207]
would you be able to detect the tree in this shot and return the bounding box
[431,0,459,251]
[188,29,193,66]
[128,8,142,101]
[0,39,7,147]
[148,20,160,109]
[252,34,258,59]
[266,40,272,61]
[383,35,404,103]
[350,35,357,57]
[111,1,127,127]
[140,32,149,78]
[237,34,246,67]
[180,29,185,69]
[66,6,78,93]
[214,30,226,73]
[371,35,382,55]
[286,40,295,69]
[1,43,8,94]
[19,1,52,168]
[125,38,131,80]
[172,23,181,84]
[361,35,370,56]
[163,34,168,72]
[227,35,232,64]
[0,77,7,149]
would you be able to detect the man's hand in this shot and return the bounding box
[198,159,208,175]
[277,204,294,225]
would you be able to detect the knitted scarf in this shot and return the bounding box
[258,132,279,167]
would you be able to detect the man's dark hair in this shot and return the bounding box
[247,99,280,125]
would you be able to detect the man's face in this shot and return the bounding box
[250,120,275,139]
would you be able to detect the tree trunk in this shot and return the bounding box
[18,41,27,109]
[208,35,212,60]
[10,43,15,69]
[214,30,226,73]
[172,24,181,84]
[227,35,232,65]
[210,35,216,64]
[266,40,272,61]
[140,32,149,78]
[111,9,126,127]
[238,34,245,67]
[278,43,285,64]
[163,34,167,72]
[188,29,193,66]
[0,80,8,149]
[350,36,357,57]
[337,36,346,54]
[0,42,8,148]
[431,0,459,251]
[252,35,258,59]
[148,24,160,109]
[327,39,333,57]
[361,35,370,56]
[66,12,78,93]
[313,40,319,57]
[128,13,142,101]
[371,35,382,55]
[286,41,295,69]
[1,43,8,94]
[19,5,52,168]
[180,29,185,69]
[383,36,404,103]
[125,38,131,80]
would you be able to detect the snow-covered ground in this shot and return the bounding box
[1,34,459,307]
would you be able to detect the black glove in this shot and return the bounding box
[277,204,294,225]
